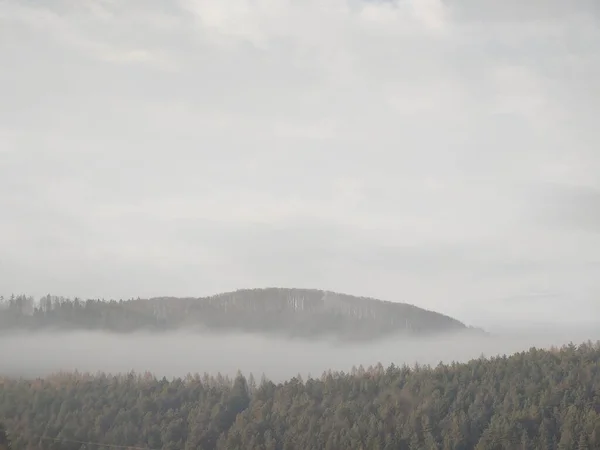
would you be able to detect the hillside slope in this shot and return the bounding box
[0,341,599,450]
[0,288,475,341]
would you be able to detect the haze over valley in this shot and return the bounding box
[2,327,600,382]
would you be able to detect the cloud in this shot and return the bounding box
[0,2,177,70]
[409,0,449,32]
[531,183,600,233]
[4,328,600,380]
[0,0,599,327]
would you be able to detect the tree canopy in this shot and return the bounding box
[1,341,599,449]
[0,423,11,450]
[0,289,477,342]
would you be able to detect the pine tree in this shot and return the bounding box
[577,432,588,450]
[520,430,532,450]
[0,424,11,450]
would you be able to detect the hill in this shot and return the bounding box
[0,288,475,341]
[0,341,599,450]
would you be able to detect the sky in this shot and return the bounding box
[0,0,599,329]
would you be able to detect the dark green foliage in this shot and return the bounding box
[0,289,476,341]
[0,423,10,450]
[1,342,600,449]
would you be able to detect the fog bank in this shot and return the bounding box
[1,328,599,381]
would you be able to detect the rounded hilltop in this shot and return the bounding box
[1,288,484,342]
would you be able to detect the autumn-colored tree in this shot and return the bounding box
[0,342,599,449]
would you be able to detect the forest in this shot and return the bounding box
[0,289,478,342]
[1,341,600,450]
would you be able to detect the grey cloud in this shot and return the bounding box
[531,184,600,233]
[452,0,599,22]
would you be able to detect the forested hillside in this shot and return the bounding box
[1,342,600,450]
[0,424,10,450]
[0,288,474,341]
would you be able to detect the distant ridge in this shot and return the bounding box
[0,288,482,341]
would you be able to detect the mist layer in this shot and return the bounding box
[2,327,598,381]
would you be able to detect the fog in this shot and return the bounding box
[2,328,599,381]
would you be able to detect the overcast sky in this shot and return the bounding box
[1,0,599,329]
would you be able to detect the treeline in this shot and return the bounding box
[1,342,600,449]
[0,289,472,341]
